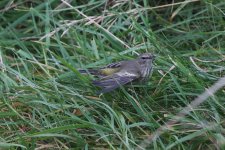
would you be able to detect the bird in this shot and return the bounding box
[79,53,155,94]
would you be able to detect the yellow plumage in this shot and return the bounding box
[100,68,120,75]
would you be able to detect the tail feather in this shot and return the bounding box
[79,69,100,76]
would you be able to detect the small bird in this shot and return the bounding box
[79,53,155,93]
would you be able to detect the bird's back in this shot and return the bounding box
[118,60,142,76]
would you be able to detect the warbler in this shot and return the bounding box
[79,53,155,93]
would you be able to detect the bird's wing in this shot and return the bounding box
[79,61,123,77]
[93,72,138,93]
[102,61,124,69]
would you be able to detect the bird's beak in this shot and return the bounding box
[152,55,156,60]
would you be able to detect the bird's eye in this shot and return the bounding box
[141,56,150,59]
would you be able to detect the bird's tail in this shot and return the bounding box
[79,69,100,76]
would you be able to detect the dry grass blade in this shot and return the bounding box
[61,0,130,49]
[137,75,225,150]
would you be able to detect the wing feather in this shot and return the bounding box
[93,74,137,93]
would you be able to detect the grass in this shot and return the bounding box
[0,0,225,149]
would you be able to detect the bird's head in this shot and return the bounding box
[138,53,155,60]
